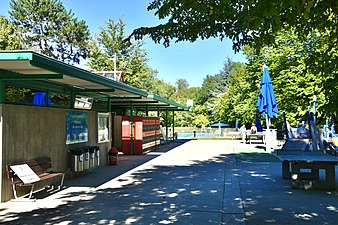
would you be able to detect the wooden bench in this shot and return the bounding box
[228,131,241,140]
[275,150,338,190]
[6,157,65,199]
[247,132,265,144]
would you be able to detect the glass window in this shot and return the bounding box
[5,86,35,104]
[98,113,109,143]
[49,93,70,107]
[5,85,70,108]
[92,100,109,112]
[74,95,93,110]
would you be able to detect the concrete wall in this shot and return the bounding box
[1,104,112,202]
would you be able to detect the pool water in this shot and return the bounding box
[177,132,212,139]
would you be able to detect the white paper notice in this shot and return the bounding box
[10,164,40,184]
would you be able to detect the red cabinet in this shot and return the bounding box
[121,116,143,155]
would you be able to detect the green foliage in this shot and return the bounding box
[86,18,154,89]
[212,62,257,126]
[132,0,338,54]
[128,0,338,129]
[250,29,328,126]
[163,79,203,126]
[194,60,246,125]
[175,79,189,92]
[173,27,338,129]
[0,15,23,50]
[214,28,335,129]
[4,86,30,103]
[148,77,176,99]
[9,0,90,64]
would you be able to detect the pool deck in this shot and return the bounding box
[1,140,338,224]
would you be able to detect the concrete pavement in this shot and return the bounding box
[1,140,338,224]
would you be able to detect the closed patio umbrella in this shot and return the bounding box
[256,66,279,150]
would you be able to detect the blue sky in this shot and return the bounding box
[0,0,247,87]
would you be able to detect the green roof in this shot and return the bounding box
[0,50,189,111]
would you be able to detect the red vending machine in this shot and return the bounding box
[121,116,143,155]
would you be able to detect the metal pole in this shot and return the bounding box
[130,102,134,155]
[313,95,317,126]
[172,110,175,140]
[108,98,111,112]
[70,92,75,109]
[113,53,116,79]
[0,80,4,103]
[165,109,168,142]
[265,114,271,152]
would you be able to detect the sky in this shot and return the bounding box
[0,0,247,87]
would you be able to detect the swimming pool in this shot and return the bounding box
[177,132,212,139]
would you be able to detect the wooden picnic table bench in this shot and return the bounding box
[6,157,65,199]
[247,132,265,144]
[228,131,241,140]
[275,150,338,190]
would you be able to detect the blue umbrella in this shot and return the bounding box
[255,114,263,132]
[256,66,278,150]
[210,122,230,127]
[256,67,279,119]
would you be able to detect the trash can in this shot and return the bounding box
[69,148,84,172]
[87,146,96,168]
[82,147,89,170]
[108,146,118,165]
[94,146,100,166]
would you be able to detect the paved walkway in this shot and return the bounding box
[1,140,338,224]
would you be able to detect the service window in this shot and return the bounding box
[98,113,109,143]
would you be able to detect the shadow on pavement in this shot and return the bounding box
[2,140,338,225]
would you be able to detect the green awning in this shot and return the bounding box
[0,50,189,111]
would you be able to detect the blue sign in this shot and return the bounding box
[66,111,88,144]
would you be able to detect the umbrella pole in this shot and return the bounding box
[265,114,272,152]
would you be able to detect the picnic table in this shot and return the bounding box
[247,132,265,144]
[275,150,338,190]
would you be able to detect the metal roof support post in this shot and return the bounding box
[165,109,168,142]
[108,99,111,112]
[157,107,160,117]
[0,80,3,200]
[146,105,149,116]
[130,102,134,155]
[0,80,4,103]
[70,92,75,109]
[172,110,175,140]
[46,90,50,107]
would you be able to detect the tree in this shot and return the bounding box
[9,0,90,64]
[149,77,176,99]
[86,18,153,89]
[175,78,189,92]
[194,59,244,124]
[0,15,23,50]
[131,1,338,53]
[216,28,334,129]
[211,61,255,125]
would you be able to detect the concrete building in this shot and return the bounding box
[0,50,188,202]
